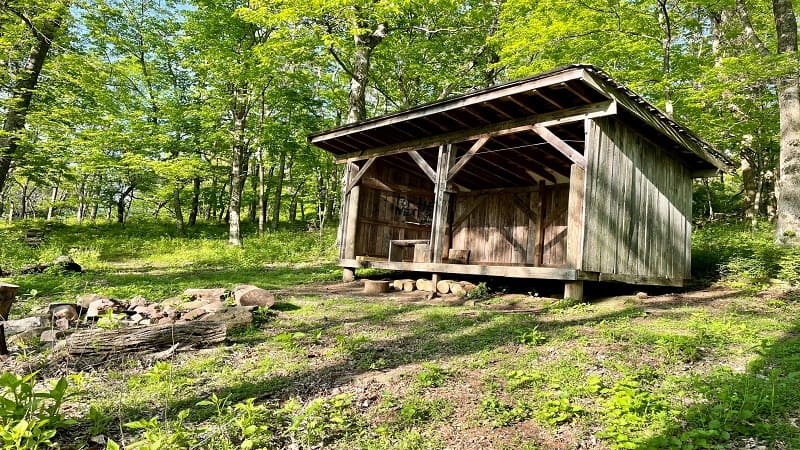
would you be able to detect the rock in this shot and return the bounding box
[181,308,208,321]
[20,263,48,275]
[3,315,49,336]
[232,285,275,308]
[49,303,79,322]
[133,305,159,317]
[635,291,649,299]
[130,313,144,323]
[202,301,226,313]
[78,294,109,309]
[182,298,212,311]
[8,328,45,345]
[53,255,81,273]
[199,306,253,329]
[183,288,228,303]
[54,318,70,330]
[161,306,178,319]
[129,295,148,308]
[364,280,391,295]
[157,317,175,325]
[86,298,117,319]
[41,330,67,342]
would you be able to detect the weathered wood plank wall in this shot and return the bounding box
[451,187,568,266]
[583,117,692,279]
[355,162,433,258]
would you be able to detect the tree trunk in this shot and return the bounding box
[271,150,286,230]
[773,0,800,245]
[117,186,134,224]
[189,176,200,226]
[208,172,217,221]
[90,202,99,222]
[742,157,757,221]
[20,181,28,219]
[173,184,185,235]
[46,185,58,220]
[0,12,63,196]
[228,88,248,246]
[347,23,388,123]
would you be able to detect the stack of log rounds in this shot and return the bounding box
[0,282,19,320]
[364,280,391,295]
[392,279,416,291]
[390,279,477,297]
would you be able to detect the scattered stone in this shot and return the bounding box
[130,313,144,323]
[183,288,228,303]
[78,294,109,309]
[464,300,476,307]
[199,306,253,329]
[128,295,148,308]
[40,330,67,342]
[157,317,175,325]
[19,263,49,274]
[133,305,159,317]
[232,285,275,308]
[182,298,212,311]
[49,303,79,322]
[53,255,82,273]
[86,298,117,319]
[3,316,49,337]
[8,328,45,345]
[635,291,649,299]
[54,318,70,330]
[201,301,226,313]
[182,308,208,321]
[161,306,178,319]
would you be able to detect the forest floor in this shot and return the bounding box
[2,220,800,449]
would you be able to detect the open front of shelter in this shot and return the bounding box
[309,65,729,300]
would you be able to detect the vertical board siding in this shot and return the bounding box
[354,162,433,258]
[583,118,692,279]
[451,188,568,266]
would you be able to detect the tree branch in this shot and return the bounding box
[736,0,772,56]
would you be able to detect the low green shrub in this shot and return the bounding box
[0,372,74,450]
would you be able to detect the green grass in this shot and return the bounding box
[2,219,800,449]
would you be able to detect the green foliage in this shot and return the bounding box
[284,394,360,446]
[597,378,675,449]
[125,410,196,450]
[465,282,490,300]
[0,373,73,450]
[693,221,800,286]
[415,363,453,388]
[517,327,547,346]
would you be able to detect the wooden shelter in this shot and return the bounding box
[308,65,729,299]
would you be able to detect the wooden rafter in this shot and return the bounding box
[408,151,437,183]
[346,157,377,193]
[559,82,592,104]
[507,96,537,114]
[447,136,490,182]
[531,125,586,167]
[333,101,615,163]
[533,90,564,109]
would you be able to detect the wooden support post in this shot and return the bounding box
[536,180,546,266]
[430,144,456,263]
[565,164,586,300]
[0,324,7,356]
[564,281,584,300]
[343,163,361,282]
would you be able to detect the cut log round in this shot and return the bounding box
[57,321,226,356]
[364,280,391,295]
[416,278,433,292]
[393,279,413,290]
[460,281,477,293]
[402,280,416,292]
[436,280,455,295]
[232,285,275,308]
[450,283,466,297]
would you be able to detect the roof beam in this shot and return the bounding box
[447,136,490,182]
[530,125,586,167]
[408,150,437,183]
[345,157,377,193]
[334,100,616,163]
[311,68,585,144]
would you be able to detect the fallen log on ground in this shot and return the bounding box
[57,321,226,356]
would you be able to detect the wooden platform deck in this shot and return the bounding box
[340,258,577,280]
